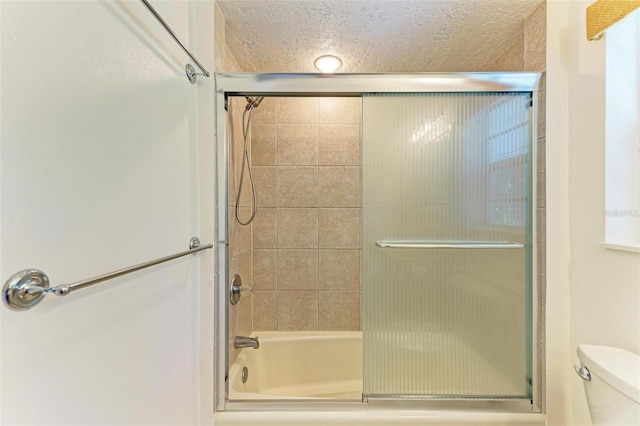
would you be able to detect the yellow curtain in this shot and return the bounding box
[587,0,640,40]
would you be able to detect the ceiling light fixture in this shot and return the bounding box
[314,55,342,73]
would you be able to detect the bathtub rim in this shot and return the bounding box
[222,398,536,413]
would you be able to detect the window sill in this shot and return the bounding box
[602,242,640,253]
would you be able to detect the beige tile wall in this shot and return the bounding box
[250,97,362,332]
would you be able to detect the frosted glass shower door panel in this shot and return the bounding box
[362,93,531,399]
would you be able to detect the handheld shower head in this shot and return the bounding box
[245,96,264,110]
[252,97,264,108]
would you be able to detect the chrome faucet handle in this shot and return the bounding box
[229,274,250,305]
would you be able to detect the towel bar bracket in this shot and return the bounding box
[185,64,198,84]
[2,236,212,311]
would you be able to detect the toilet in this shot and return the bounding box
[576,344,640,425]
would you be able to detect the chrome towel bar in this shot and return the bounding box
[140,0,210,84]
[375,240,525,249]
[2,237,213,311]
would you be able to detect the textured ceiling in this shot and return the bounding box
[216,0,541,73]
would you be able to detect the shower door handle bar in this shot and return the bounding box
[139,0,210,80]
[375,241,524,249]
[2,237,213,311]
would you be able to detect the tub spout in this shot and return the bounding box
[234,336,259,349]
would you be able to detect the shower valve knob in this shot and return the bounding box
[230,274,246,305]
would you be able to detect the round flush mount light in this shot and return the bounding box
[314,55,342,73]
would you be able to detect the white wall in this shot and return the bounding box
[194,0,217,423]
[546,1,640,425]
[545,2,572,424]
[0,1,215,424]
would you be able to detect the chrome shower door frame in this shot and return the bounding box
[215,72,542,413]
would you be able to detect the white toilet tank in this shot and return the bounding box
[577,344,640,426]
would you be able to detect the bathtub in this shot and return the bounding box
[218,331,546,425]
[228,331,362,400]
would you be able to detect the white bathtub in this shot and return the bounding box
[219,331,546,426]
[228,331,362,400]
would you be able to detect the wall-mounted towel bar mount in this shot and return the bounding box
[2,237,213,311]
[375,240,525,249]
[140,0,210,84]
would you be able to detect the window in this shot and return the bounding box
[604,8,640,252]
[487,96,530,227]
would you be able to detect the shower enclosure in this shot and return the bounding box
[216,73,541,412]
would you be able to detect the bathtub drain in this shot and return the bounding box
[242,366,249,383]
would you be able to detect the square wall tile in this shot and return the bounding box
[251,124,277,166]
[235,177,254,208]
[230,103,254,208]
[277,208,318,248]
[318,124,360,166]
[318,167,361,207]
[252,208,277,248]
[318,208,360,248]
[277,290,318,331]
[277,97,318,124]
[277,167,318,208]
[253,291,278,331]
[318,151,360,167]
[236,250,252,291]
[277,249,318,290]
[319,291,360,331]
[252,97,276,124]
[253,166,277,207]
[229,301,240,362]
[237,294,253,337]
[319,250,360,291]
[277,124,318,166]
[229,254,240,283]
[229,207,251,257]
[230,134,254,209]
[253,249,277,290]
[319,98,362,124]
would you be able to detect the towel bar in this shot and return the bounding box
[2,237,212,311]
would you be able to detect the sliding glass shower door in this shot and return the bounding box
[362,93,532,399]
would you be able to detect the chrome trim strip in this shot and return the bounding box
[216,72,542,96]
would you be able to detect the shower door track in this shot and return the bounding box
[215,72,542,414]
